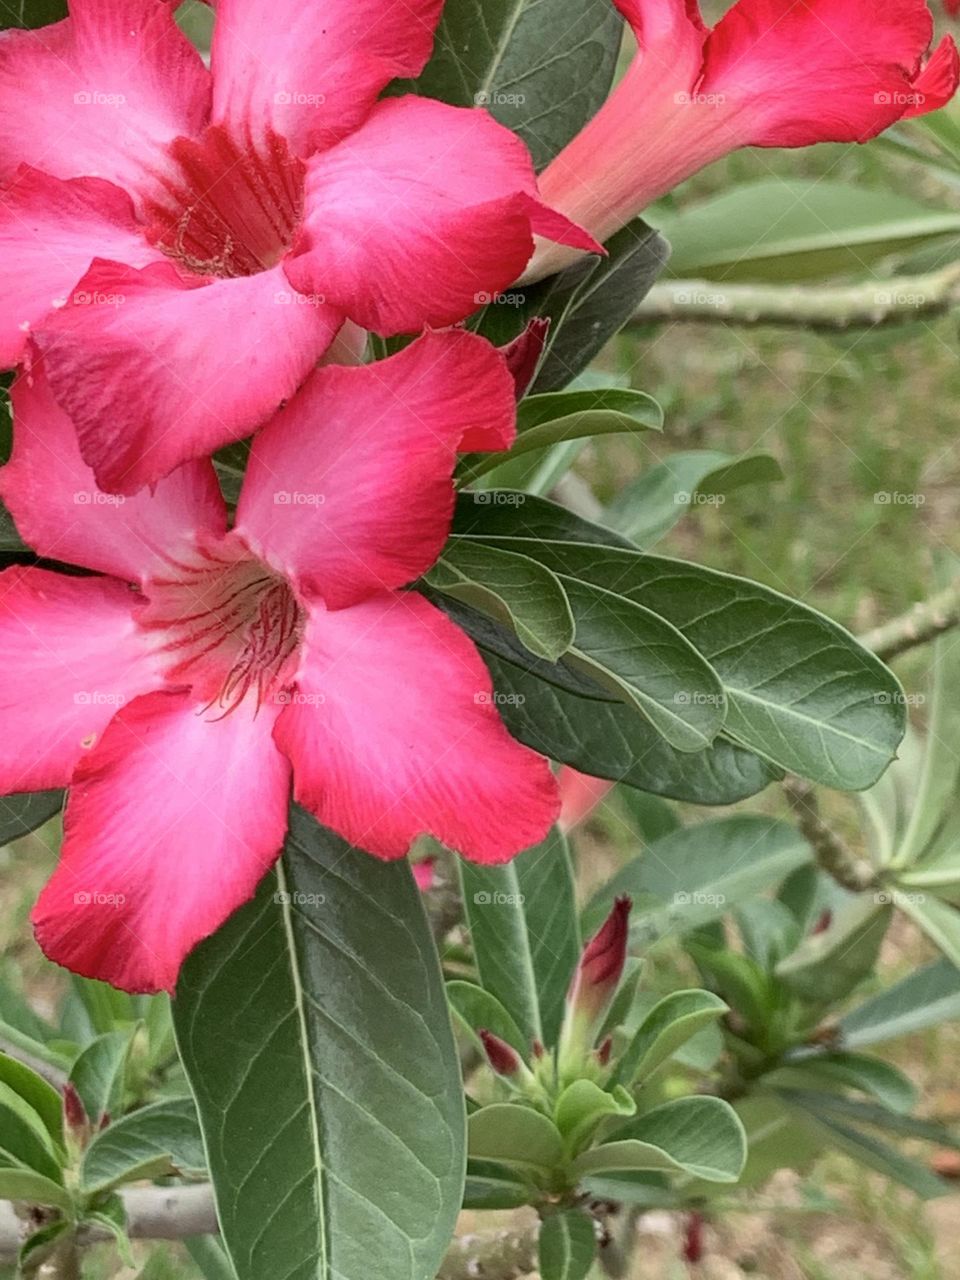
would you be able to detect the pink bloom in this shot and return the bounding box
[478,1030,524,1079]
[0,330,559,994]
[529,0,959,278]
[412,857,437,894]
[558,766,615,832]
[947,0,960,17]
[0,0,596,494]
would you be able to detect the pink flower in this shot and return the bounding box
[0,0,596,494]
[0,329,559,994]
[529,0,959,279]
[947,0,960,17]
[557,766,615,832]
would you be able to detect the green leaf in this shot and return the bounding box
[573,1097,746,1183]
[607,450,784,547]
[184,1236,240,1280]
[773,1088,960,1150]
[460,388,663,484]
[656,181,960,282]
[780,1093,950,1198]
[446,981,528,1057]
[0,1082,63,1183]
[611,990,728,1087]
[426,541,574,662]
[0,1054,62,1144]
[452,489,635,548]
[468,1104,564,1179]
[894,893,960,968]
[0,1167,72,1212]
[413,0,623,169]
[463,1159,532,1209]
[456,528,903,789]
[459,828,580,1048]
[69,1030,133,1126]
[584,816,811,942]
[173,807,465,1280]
[18,1221,74,1273]
[840,958,960,1048]
[771,1052,916,1115]
[538,1210,597,1280]
[776,898,892,1005]
[70,976,136,1038]
[80,1098,206,1195]
[554,1080,636,1150]
[482,651,778,803]
[0,790,62,844]
[557,576,726,752]
[1,0,66,28]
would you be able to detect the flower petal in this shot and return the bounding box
[285,96,599,335]
[904,36,960,117]
[32,690,291,994]
[235,328,516,608]
[0,357,225,581]
[0,568,159,793]
[701,0,941,145]
[274,591,559,862]
[35,260,341,494]
[0,0,210,201]
[210,0,444,156]
[0,168,162,368]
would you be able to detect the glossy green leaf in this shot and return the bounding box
[69,1030,133,1126]
[184,1237,239,1280]
[656,181,960,282]
[80,1098,206,1195]
[446,981,528,1057]
[174,807,465,1280]
[460,388,663,484]
[771,1052,916,1115]
[455,525,903,789]
[468,1104,564,1178]
[775,1087,960,1150]
[459,828,579,1048]
[426,540,574,662]
[895,892,960,968]
[0,1083,63,1184]
[538,1210,597,1280]
[70,976,136,1038]
[0,1054,62,1143]
[463,1159,532,1210]
[840,958,960,1048]
[607,450,784,547]
[584,816,811,942]
[611,990,728,1087]
[574,1097,746,1183]
[0,790,62,845]
[554,1080,636,1150]
[413,0,623,169]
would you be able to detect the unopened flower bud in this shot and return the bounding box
[479,1029,523,1079]
[63,1082,88,1134]
[567,896,632,1023]
[596,1035,613,1067]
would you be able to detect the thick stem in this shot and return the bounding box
[629,266,960,331]
[783,776,877,894]
[859,576,960,661]
[437,1226,539,1280]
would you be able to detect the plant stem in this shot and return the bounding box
[782,776,876,893]
[859,576,960,661]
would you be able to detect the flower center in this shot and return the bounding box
[144,126,306,279]
[141,541,304,715]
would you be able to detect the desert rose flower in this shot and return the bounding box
[527,0,959,280]
[0,0,596,493]
[0,330,559,994]
[557,896,632,1077]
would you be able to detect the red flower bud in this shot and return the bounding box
[811,908,833,936]
[499,318,549,400]
[683,1211,705,1265]
[596,1035,613,1067]
[568,896,632,1018]
[479,1029,522,1078]
[63,1082,88,1135]
[531,1039,545,1060]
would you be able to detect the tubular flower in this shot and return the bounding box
[0,0,596,494]
[0,330,559,994]
[529,0,959,279]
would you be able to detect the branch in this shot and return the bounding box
[859,576,960,661]
[783,776,877,893]
[437,1225,539,1280]
[629,265,960,331]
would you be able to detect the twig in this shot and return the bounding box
[783,777,877,893]
[859,576,960,661]
[629,265,960,331]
